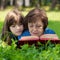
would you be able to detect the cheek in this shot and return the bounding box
[10,27,16,33]
[10,28,15,33]
[10,27,13,32]
[28,27,32,32]
[39,29,44,34]
[10,27,16,30]
[21,26,24,30]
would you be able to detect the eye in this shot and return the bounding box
[29,25,33,27]
[37,25,43,28]
[28,23,34,28]
[11,25,15,27]
[37,25,41,27]
[18,23,23,26]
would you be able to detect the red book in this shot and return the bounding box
[18,34,60,45]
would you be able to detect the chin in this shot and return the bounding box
[31,34,38,36]
[15,33,22,36]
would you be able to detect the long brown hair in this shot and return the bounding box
[1,9,24,45]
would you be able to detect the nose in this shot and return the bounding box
[33,26,37,31]
[16,25,20,29]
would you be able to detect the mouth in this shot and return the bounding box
[16,31,22,33]
[32,32,38,35]
[16,32,22,35]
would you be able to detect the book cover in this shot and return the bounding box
[18,34,60,45]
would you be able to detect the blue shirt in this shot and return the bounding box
[18,28,55,40]
[44,28,55,34]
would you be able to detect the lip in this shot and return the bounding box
[16,31,22,35]
[32,32,38,35]
[16,31,22,33]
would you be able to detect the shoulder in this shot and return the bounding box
[44,28,55,34]
[22,30,31,36]
[18,30,31,40]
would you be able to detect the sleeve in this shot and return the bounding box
[18,30,31,40]
[44,28,55,34]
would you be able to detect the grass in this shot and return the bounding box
[0,7,60,38]
[0,7,60,60]
[47,12,60,21]
[0,7,13,21]
[0,21,3,33]
[48,21,60,39]
[0,41,60,60]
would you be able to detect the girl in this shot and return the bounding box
[25,8,56,36]
[18,8,56,40]
[1,9,24,45]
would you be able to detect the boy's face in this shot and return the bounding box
[28,20,44,37]
[10,24,24,36]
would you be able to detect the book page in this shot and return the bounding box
[19,36,39,41]
[40,34,59,40]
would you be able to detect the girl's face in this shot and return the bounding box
[28,20,44,37]
[10,24,24,36]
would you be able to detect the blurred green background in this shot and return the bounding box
[0,0,60,38]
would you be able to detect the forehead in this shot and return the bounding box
[9,12,20,20]
[28,14,43,23]
[28,18,43,23]
[8,12,23,26]
[9,16,20,25]
[28,20,43,25]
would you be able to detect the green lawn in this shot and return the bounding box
[0,7,60,60]
[48,21,60,39]
[0,21,3,33]
[0,8,60,38]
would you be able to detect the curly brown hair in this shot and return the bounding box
[24,8,48,31]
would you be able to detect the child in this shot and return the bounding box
[18,8,56,40]
[1,9,24,45]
